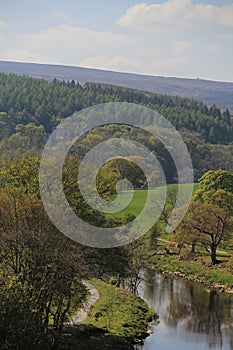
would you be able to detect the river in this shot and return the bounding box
[137,270,233,350]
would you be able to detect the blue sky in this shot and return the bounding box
[0,0,232,81]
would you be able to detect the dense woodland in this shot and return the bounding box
[0,72,233,349]
[0,72,232,181]
[0,72,232,142]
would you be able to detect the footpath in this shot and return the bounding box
[69,280,100,324]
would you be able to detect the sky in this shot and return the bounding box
[0,0,233,81]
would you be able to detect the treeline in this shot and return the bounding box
[0,72,232,144]
[85,82,232,144]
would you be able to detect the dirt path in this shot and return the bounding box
[69,281,100,325]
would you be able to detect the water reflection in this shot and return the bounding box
[139,270,233,350]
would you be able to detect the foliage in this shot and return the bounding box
[3,123,45,156]
[194,170,233,215]
[0,72,232,181]
[96,157,147,194]
[0,189,87,348]
[0,275,51,350]
[0,155,153,349]
[194,170,233,198]
[177,202,232,264]
[0,72,232,144]
[0,155,40,197]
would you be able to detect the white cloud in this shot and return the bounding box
[2,49,55,64]
[206,43,220,55]
[0,24,145,69]
[80,56,142,73]
[0,20,7,31]
[51,11,79,25]
[118,0,233,33]
[173,41,192,55]
[15,25,142,64]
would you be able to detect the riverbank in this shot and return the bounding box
[149,253,233,293]
[61,279,155,350]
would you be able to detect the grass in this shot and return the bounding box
[84,279,154,341]
[150,247,233,289]
[60,279,155,350]
[107,183,198,219]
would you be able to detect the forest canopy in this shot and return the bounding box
[0,72,232,181]
[0,72,232,143]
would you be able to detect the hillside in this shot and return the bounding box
[0,60,233,110]
[0,72,232,143]
[0,72,232,182]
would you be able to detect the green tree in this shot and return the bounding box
[176,202,233,265]
[0,123,45,158]
[194,170,233,201]
[0,275,51,350]
[194,170,233,214]
[202,189,233,215]
[0,112,15,140]
[0,156,40,197]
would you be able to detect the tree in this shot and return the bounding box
[0,188,87,348]
[62,156,106,227]
[96,157,147,195]
[126,238,151,294]
[1,71,233,163]
[0,155,140,348]
[0,112,15,140]
[0,275,51,350]
[193,170,233,215]
[194,170,233,202]
[202,189,233,215]
[177,202,233,265]
[0,155,40,197]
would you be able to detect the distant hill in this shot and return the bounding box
[0,60,233,110]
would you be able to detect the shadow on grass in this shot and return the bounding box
[60,324,139,350]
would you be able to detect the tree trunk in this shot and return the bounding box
[191,242,196,254]
[210,244,218,265]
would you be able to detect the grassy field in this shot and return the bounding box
[107,183,198,218]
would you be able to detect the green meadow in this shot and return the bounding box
[107,183,198,219]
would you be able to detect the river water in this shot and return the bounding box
[137,270,233,350]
